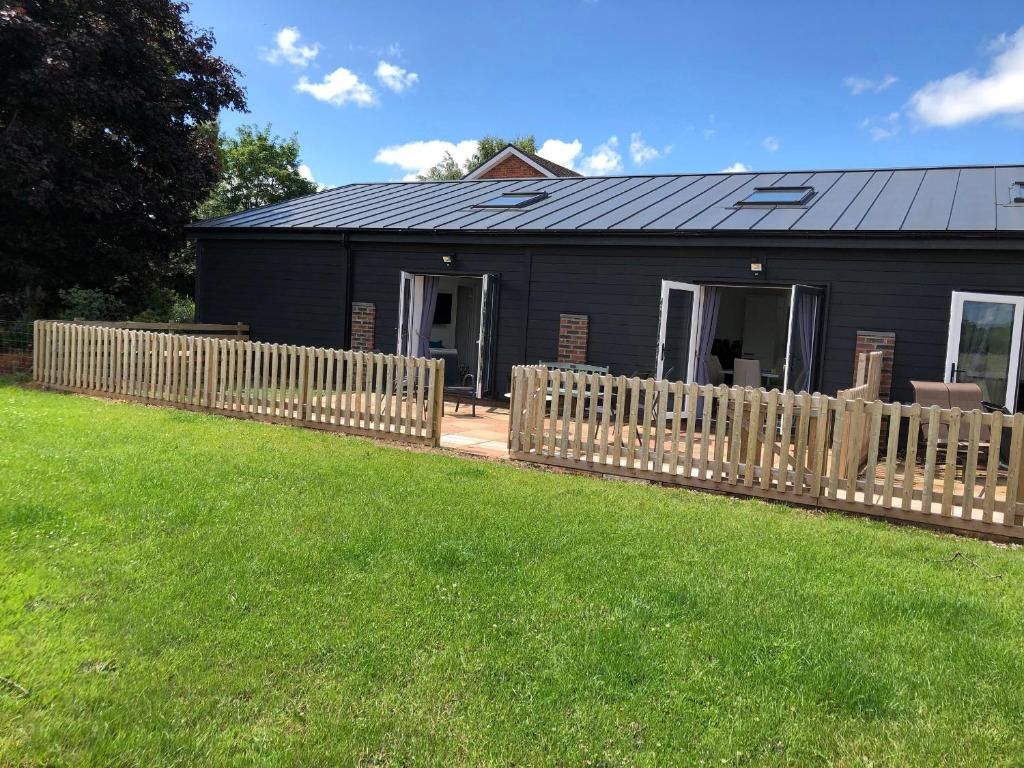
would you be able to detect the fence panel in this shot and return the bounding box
[32,320,443,446]
[508,365,1024,539]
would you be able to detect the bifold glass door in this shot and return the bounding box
[945,291,1024,411]
[783,284,825,393]
[656,281,700,381]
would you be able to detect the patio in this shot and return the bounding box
[439,400,510,458]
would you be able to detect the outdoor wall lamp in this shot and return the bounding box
[750,261,764,278]
[441,254,455,268]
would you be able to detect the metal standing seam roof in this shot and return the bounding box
[190,164,1024,234]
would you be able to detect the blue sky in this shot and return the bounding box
[189,0,1024,187]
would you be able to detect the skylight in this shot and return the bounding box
[737,187,815,206]
[1013,182,1024,204]
[473,192,548,209]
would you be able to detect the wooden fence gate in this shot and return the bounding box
[32,321,444,446]
[508,365,1024,539]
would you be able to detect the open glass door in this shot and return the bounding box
[657,280,700,381]
[476,274,500,397]
[945,291,1024,411]
[783,284,825,392]
[397,271,415,356]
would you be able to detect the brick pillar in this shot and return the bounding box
[351,302,376,351]
[855,331,895,400]
[558,313,589,364]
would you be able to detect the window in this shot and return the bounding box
[737,187,814,206]
[473,192,548,209]
[1013,182,1024,204]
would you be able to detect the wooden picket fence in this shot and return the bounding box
[508,365,1024,539]
[32,320,444,445]
[72,320,250,339]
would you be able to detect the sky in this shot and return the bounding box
[188,0,1024,187]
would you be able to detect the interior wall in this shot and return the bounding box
[428,275,481,348]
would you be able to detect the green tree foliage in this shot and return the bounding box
[417,151,464,182]
[196,124,320,221]
[417,135,537,181]
[0,1,246,318]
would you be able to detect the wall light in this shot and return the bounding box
[750,261,764,278]
[441,254,455,268]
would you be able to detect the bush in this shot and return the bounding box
[133,289,194,323]
[56,287,126,321]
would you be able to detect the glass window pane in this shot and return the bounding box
[957,300,1015,404]
[475,192,546,208]
[737,187,814,206]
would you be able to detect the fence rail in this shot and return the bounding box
[72,320,249,339]
[33,321,443,445]
[509,365,1024,539]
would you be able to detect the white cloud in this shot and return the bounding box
[297,164,315,183]
[761,135,780,152]
[909,26,1024,126]
[860,111,900,141]
[538,138,582,170]
[260,27,319,67]
[296,67,376,107]
[376,60,419,93]
[629,132,661,165]
[719,162,751,173]
[579,136,623,175]
[374,139,477,180]
[703,128,716,140]
[843,73,898,95]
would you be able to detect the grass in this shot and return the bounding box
[2,381,1024,766]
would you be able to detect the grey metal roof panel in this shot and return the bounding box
[791,171,873,231]
[832,171,893,231]
[948,167,996,231]
[580,175,702,229]
[857,169,926,230]
[189,164,1024,234]
[902,168,960,230]
[610,175,725,229]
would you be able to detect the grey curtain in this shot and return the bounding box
[417,276,440,358]
[695,287,721,383]
[795,292,817,392]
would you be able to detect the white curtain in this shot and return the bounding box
[695,287,721,384]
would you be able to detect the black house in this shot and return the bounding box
[188,161,1024,411]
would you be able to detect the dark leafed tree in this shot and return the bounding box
[0,1,246,317]
[417,135,537,181]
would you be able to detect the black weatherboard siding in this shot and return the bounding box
[194,232,1024,403]
[197,238,349,348]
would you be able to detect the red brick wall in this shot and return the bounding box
[855,330,895,400]
[558,314,589,364]
[474,155,546,180]
[351,302,375,351]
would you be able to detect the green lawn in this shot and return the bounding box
[2,382,1024,766]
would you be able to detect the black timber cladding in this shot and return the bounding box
[197,238,349,348]
[189,164,1024,233]
[195,231,1024,404]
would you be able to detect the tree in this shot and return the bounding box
[0,1,246,317]
[417,135,537,181]
[196,124,319,221]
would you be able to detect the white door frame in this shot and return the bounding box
[944,290,1024,411]
[656,280,701,381]
[474,274,491,398]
